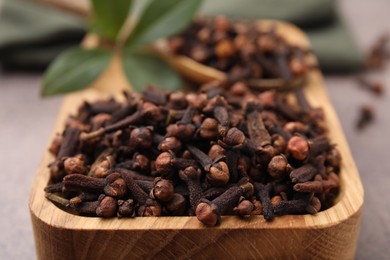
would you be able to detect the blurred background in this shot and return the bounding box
[1,0,389,259]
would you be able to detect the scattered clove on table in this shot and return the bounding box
[356,105,375,130]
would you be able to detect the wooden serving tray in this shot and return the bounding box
[29,21,364,259]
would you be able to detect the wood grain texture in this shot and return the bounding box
[29,21,364,260]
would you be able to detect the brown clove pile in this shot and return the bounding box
[45,83,341,226]
[169,16,311,82]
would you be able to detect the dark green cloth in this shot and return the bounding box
[0,0,363,72]
[0,0,85,69]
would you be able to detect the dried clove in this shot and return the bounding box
[196,179,254,226]
[149,177,174,202]
[253,182,274,221]
[356,105,375,130]
[357,76,384,96]
[179,166,203,212]
[187,145,230,186]
[170,17,311,83]
[45,79,341,224]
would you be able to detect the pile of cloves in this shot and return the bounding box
[169,16,310,81]
[45,82,341,226]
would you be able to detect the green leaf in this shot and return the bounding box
[126,0,203,48]
[41,47,111,96]
[90,0,132,40]
[122,50,182,92]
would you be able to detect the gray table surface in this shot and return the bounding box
[1,0,390,259]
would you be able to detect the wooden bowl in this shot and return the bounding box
[29,21,363,259]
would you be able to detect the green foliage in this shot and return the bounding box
[41,0,203,96]
[90,0,132,40]
[41,47,111,96]
[122,50,182,91]
[126,0,203,48]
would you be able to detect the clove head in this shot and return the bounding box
[150,177,174,202]
[271,134,286,155]
[186,93,208,109]
[64,155,87,175]
[96,196,117,218]
[159,136,182,153]
[258,91,276,109]
[289,58,307,76]
[208,144,226,161]
[155,152,174,175]
[130,127,153,149]
[166,123,196,141]
[164,193,186,215]
[234,197,254,216]
[208,161,230,186]
[306,196,321,214]
[199,118,220,140]
[214,16,230,32]
[49,133,63,156]
[104,178,127,198]
[230,82,248,96]
[268,155,290,179]
[92,156,114,178]
[142,102,165,122]
[284,122,308,135]
[117,199,134,217]
[238,179,255,197]
[251,199,263,215]
[169,92,188,109]
[270,195,282,208]
[91,113,112,129]
[133,154,150,173]
[215,39,235,58]
[222,127,246,148]
[138,199,162,217]
[179,166,202,181]
[287,136,309,161]
[196,201,220,226]
[326,147,342,170]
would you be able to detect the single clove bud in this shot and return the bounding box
[96,195,117,218]
[289,164,318,183]
[196,179,254,226]
[356,105,375,130]
[267,155,292,179]
[166,106,196,141]
[187,145,230,186]
[154,151,197,176]
[149,177,174,202]
[88,149,115,178]
[357,76,384,96]
[120,171,149,205]
[253,182,274,221]
[164,193,187,215]
[63,154,88,175]
[129,127,153,150]
[233,196,255,216]
[138,199,162,217]
[158,136,182,154]
[179,166,203,212]
[117,199,135,217]
[208,144,226,161]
